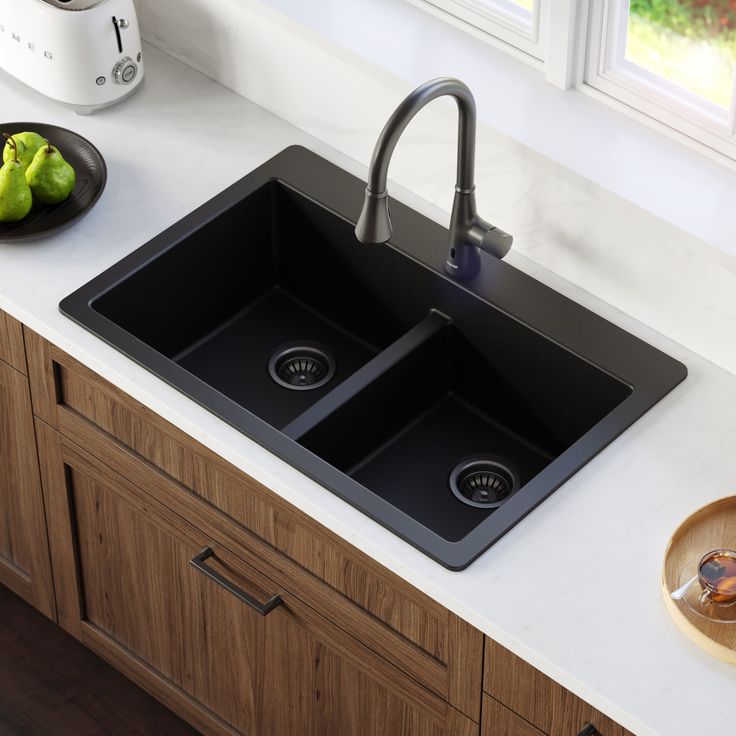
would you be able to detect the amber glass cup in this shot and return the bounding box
[698,549,736,607]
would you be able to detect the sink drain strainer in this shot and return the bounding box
[268,344,336,391]
[449,456,521,509]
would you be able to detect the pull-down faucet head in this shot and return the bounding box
[355,77,512,279]
[354,190,392,245]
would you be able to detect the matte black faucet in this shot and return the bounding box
[355,77,513,280]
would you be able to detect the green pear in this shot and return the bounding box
[2,131,46,171]
[0,136,33,223]
[25,140,76,205]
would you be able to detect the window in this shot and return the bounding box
[585,0,736,160]
[418,0,548,61]
[414,0,736,163]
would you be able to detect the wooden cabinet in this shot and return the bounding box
[35,421,477,736]
[483,640,633,736]
[19,323,637,736]
[0,310,27,373]
[25,327,483,722]
[483,696,545,736]
[0,325,54,618]
[481,695,635,736]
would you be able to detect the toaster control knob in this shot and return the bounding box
[113,57,138,85]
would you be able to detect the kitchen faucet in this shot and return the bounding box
[355,77,513,280]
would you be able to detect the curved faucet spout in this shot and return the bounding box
[355,77,512,280]
[365,78,477,196]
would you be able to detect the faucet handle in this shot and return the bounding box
[479,225,513,260]
[355,189,393,244]
[465,214,514,260]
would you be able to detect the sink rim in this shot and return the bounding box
[59,145,687,570]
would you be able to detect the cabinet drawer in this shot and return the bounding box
[484,640,628,736]
[0,309,26,374]
[36,423,478,736]
[483,696,545,736]
[26,330,483,720]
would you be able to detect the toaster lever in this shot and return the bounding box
[112,16,123,53]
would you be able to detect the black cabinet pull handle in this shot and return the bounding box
[190,547,282,616]
[577,725,600,736]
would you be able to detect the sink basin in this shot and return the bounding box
[89,180,411,429]
[61,146,686,569]
[295,319,630,543]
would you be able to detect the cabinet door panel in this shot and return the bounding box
[484,639,624,736]
[37,423,476,736]
[0,360,53,617]
[70,467,300,733]
[482,696,545,736]
[482,696,636,736]
[0,311,26,373]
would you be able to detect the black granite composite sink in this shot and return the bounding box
[61,146,686,569]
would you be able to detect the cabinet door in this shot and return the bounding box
[483,696,545,736]
[484,639,626,736]
[482,696,636,736]
[0,359,54,617]
[36,422,477,736]
[0,310,26,373]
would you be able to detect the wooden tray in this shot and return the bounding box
[662,496,736,664]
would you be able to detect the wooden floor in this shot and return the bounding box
[0,584,200,736]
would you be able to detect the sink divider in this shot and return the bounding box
[282,310,450,441]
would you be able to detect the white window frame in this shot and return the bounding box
[420,0,546,59]
[582,0,736,161]
[410,0,736,165]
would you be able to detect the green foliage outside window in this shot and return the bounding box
[626,0,736,107]
[630,0,736,39]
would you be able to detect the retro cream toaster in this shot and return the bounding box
[0,0,144,113]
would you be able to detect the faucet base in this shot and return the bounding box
[444,246,481,280]
[444,190,513,279]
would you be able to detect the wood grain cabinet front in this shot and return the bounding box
[484,640,634,736]
[0,310,27,374]
[23,326,637,736]
[482,696,546,736]
[25,328,483,722]
[35,422,478,736]
[0,353,54,618]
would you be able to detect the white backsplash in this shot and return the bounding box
[136,0,736,376]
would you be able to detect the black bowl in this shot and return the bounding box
[0,122,107,242]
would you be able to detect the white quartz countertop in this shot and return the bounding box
[1,45,733,736]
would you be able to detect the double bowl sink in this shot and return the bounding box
[61,146,686,569]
